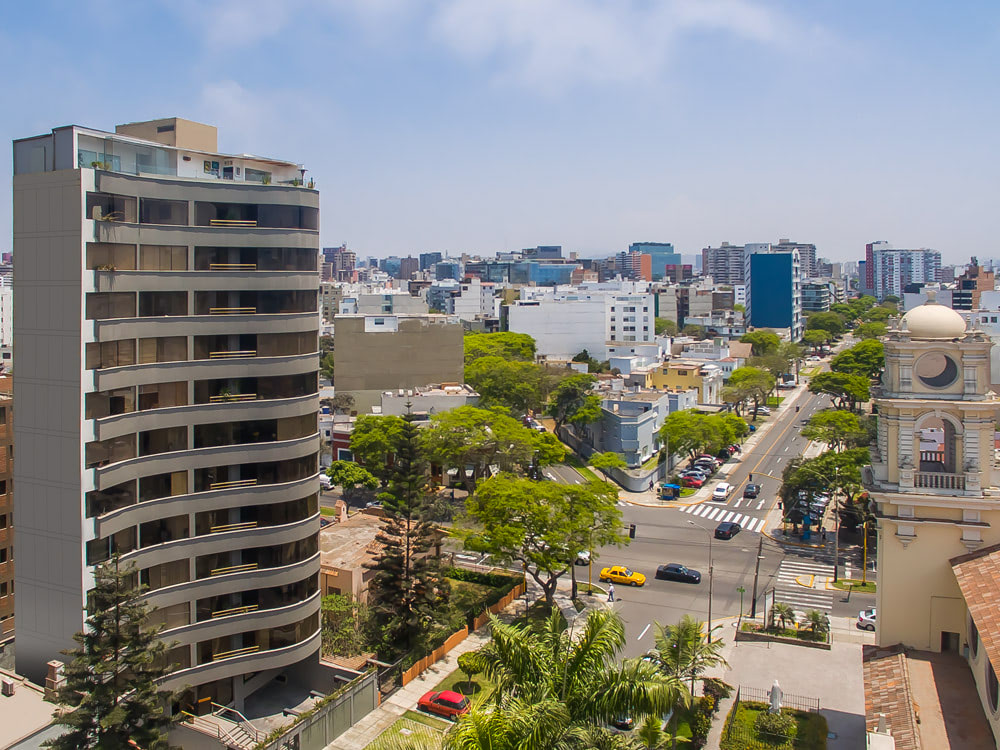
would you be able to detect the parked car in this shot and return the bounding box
[609,715,635,732]
[757,406,771,415]
[808,355,822,362]
[319,474,333,490]
[714,521,741,539]
[857,608,877,631]
[743,483,760,499]
[694,461,717,473]
[712,482,733,500]
[681,476,704,488]
[599,565,646,587]
[777,381,795,390]
[575,550,591,566]
[655,563,702,584]
[418,690,470,720]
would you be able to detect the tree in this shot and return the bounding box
[801,329,829,353]
[654,318,679,336]
[740,331,780,356]
[883,294,901,304]
[681,324,705,339]
[456,651,482,694]
[546,373,602,429]
[831,339,885,379]
[321,593,371,657]
[588,451,627,482]
[322,392,355,414]
[659,410,739,460]
[472,609,684,734]
[572,349,608,373]
[421,407,565,492]
[854,321,888,340]
[804,610,830,636]
[727,367,775,419]
[805,311,846,337]
[808,372,870,411]
[862,305,893,323]
[325,460,379,503]
[830,303,855,321]
[461,476,624,607]
[443,695,573,750]
[465,356,559,414]
[464,332,536,364]
[733,303,746,313]
[366,415,449,650]
[850,295,877,316]
[321,351,336,381]
[349,414,408,485]
[779,448,868,511]
[800,411,866,452]
[46,557,173,750]
[770,602,795,630]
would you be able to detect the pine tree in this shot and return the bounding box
[45,556,174,750]
[366,414,449,650]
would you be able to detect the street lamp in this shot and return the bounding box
[688,520,714,641]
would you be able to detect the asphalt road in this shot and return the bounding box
[583,385,876,657]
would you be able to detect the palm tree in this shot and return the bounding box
[443,696,571,750]
[770,602,795,631]
[634,714,672,749]
[804,609,829,638]
[471,609,684,738]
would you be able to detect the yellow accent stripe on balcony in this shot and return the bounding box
[209,563,259,577]
[209,521,258,533]
[209,307,257,315]
[212,645,260,661]
[211,604,259,619]
[208,393,257,403]
[208,263,258,270]
[209,350,257,358]
[209,478,258,490]
[209,219,258,228]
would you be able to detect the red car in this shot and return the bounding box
[418,690,469,720]
[681,476,704,488]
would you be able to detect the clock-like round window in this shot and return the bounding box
[915,352,959,389]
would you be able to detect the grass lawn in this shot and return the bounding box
[800,366,822,378]
[447,578,493,600]
[365,712,448,750]
[766,396,785,407]
[831,578,877,593]
[641,453,662,471]
[320,505,337,516]
[679,487,697,497]
[721,701,827,750]
[436,668,496,699]
[565,454,603,482]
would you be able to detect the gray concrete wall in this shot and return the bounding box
[13,169,87,683]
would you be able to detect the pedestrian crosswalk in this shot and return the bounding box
[773,558,835,613]
[679,503,766,533]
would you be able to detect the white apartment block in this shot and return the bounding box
[452,278,498,321]
[13,118,322,710]
[872,245,942,301]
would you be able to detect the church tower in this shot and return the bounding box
[869,291,1000,651]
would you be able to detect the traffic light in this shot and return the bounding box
[628,523,636,539]
[748,473,753,482]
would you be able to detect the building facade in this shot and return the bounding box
[13,119,321,709]
[701,243,746,285]
[801,281,833,313]
[0,379,12,644]
[629,242,681,280]
[868,243,942,301]
[744,247,803,340]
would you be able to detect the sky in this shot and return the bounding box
[2,1,999,264]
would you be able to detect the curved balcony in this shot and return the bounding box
[118,512,319,573]
[92,433,319,491]
[159,591,320,647]
[143,552,319,610]
[91,221,318,253]
[94,473,319,538]
[91,311,318,342]
[90,391,317,442]
[158,629,321,693]
[92,269,318,294]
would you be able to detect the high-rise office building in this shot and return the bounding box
[629,242,681,281]
[701,243,746,285]
[398,256,419,280]
[772,239,817,279]
[744,245,803,340]
[12,118,321,709]
[419,252,443,271]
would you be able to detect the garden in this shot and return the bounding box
[721,701,828,750]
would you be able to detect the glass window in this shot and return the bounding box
[85,481,136,517]
[989,660,999,713]
[140,198,188,226]
[138,336,187,364]
[139,291,188,317]
[86,340,136,370]
[85,386,136,419]
[139,245,188,270]
[86,192,137,223]
[138,382,188,410]
[139,471,188,503]
[86,293,136,320]
[85,434,137,468]
[86,243,136,270]
[971,616,980,658]
[139,426,188,456]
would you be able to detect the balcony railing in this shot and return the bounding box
[212,645,260,661]
[209,350,257,359]
[210,562,259,577]
[208,393,257,403]
[209,521,259,534]
[208,479,258,491]
[915,472,966,491]
[209,307,257,315]
[209,219,258,228]
[211,604,259,619]
[208,263,257,271]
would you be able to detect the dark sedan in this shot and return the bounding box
[743,483,759,499]
[714,521,741,540]
[655,563,702,584]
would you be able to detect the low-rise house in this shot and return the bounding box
[581,389,698,467]
[320,509,383,602]
[377,383,479,417]
[644,360,724,404]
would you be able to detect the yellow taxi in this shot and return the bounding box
[598,565,646,587]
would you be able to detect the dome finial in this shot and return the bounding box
[926,288,938,304]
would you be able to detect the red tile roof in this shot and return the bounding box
[862,644,921,750]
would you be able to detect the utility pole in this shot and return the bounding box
[750,534,764,617]
[833,466,841,583]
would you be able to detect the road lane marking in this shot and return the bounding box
[706,507,722,520]
[722,511,735,522]
[734,498,743,508]
[756,499,765,510]
[637,623,651,641]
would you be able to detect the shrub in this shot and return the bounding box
[690,706,712,740]
[754,709,798,740]
[702,677,733,706]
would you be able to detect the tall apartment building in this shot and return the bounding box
[12,118,321,709]
[953,263,995,311]
[324,245,356,282]
[419,252,442,271]
[701,242,746,285]
[0,378,12,645]
[744,245,803,340]
[772,239,817,279]
[866,242,941,301]
[398,256,419,280]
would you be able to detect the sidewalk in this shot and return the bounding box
[702,615,867,750]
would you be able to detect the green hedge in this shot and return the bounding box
[445,567,522,609]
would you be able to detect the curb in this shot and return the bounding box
[762,530,826,549]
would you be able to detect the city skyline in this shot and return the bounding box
[2,1,998,262]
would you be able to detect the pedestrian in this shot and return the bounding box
[607,583,615,603]
[649,479,654,491]
[822,529,828,542]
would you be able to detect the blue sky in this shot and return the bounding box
[2,1,999,263]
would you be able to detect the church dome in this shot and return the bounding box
[902,291,967,339]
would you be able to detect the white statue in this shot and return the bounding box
[768,679,783,714]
